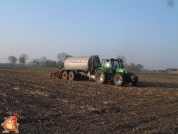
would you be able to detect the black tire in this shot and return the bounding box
[113,73,125,86]
[95,70,106,84]
[129,77,138,86]
[62,71,68,80]
[68,71,75,80]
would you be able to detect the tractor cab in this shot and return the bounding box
[102,58,124,69]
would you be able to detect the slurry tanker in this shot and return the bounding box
[61,55,138,86]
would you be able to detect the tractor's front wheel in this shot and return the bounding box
[95,70,106,84]
[113,73,125,86]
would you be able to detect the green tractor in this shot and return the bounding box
[95,58,138,86]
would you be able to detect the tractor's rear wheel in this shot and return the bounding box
[95,70,106,84]
[68,71,75,80]
[113,73,125,86]
[62,71,68,80]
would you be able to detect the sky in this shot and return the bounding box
[0,0,177,70]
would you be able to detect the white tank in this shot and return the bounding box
[64,55,99,71]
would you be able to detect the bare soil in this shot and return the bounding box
[0,68,178,134]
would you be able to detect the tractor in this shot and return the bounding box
[95,58,138,86]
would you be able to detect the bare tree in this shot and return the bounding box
[57,53,67,63]
[135,64,144,71]
[130,63,135,71]
[116,55,126,62]
[65,55,72,60]
[35,59,40,68]
[31,60,35,68]
[124,63,144,71]
[19,54,28,67]
[31,59,40,68]
[116,55,126,63]
[45,60,57,68]
[8,56,17,66]
[40,56,47,68]
[57,53,72,68]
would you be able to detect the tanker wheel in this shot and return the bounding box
[95,70,106,84]
[68,71,75,80]
[62,71,68,80]
[113,73,125,86]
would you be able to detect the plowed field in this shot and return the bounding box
[0,68,178,133]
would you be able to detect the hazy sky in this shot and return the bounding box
[0,0,177,70]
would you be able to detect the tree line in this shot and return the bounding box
[116,55,144,71]
[8,54,28,67]
[8,53,72,68]
[8,54,144,71]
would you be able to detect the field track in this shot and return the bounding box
[0,68,178,133]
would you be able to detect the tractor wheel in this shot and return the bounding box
[113,73,125,86]
[95,70,106,84]
[129,77,138,86]
[68,71,75,80]
[62,71,68,80]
